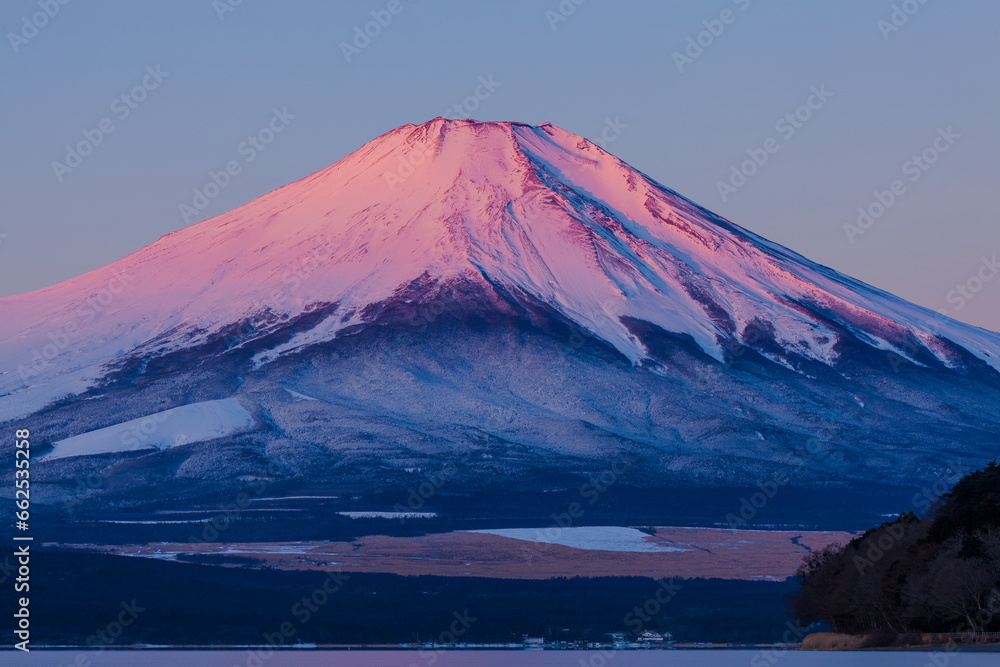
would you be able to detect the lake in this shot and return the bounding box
[4,650,997,666]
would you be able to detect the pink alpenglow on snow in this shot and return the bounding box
[1,118,999,422]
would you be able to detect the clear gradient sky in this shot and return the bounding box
[2,0,998,330]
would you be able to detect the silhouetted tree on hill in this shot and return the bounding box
[793,462,1000,634]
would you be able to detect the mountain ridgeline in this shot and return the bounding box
[1,118,999,523]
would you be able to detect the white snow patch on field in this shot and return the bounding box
[285,389,319,401]
[255,496,342,501]
[100,519,212,525]
[41,398,254,461]
[465,526,689,553]
[337,511,438,519]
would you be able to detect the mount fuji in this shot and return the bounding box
[3,118,999,522]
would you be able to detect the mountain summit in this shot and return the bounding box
[2,119,999,513]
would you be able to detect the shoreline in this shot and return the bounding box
[801,631,1000,652]
[5,642,1000,653]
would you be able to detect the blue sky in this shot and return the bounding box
[2,0,998,329]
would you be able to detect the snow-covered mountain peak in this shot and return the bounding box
[2,119,999,422]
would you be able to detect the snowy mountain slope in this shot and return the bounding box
[40,398,253,461]
[2,118,998,424]
[1,119,999,508]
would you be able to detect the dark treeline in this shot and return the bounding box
[793,462,1000,634]
[0,549,798,646]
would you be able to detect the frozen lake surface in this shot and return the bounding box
[465,526,690,552]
